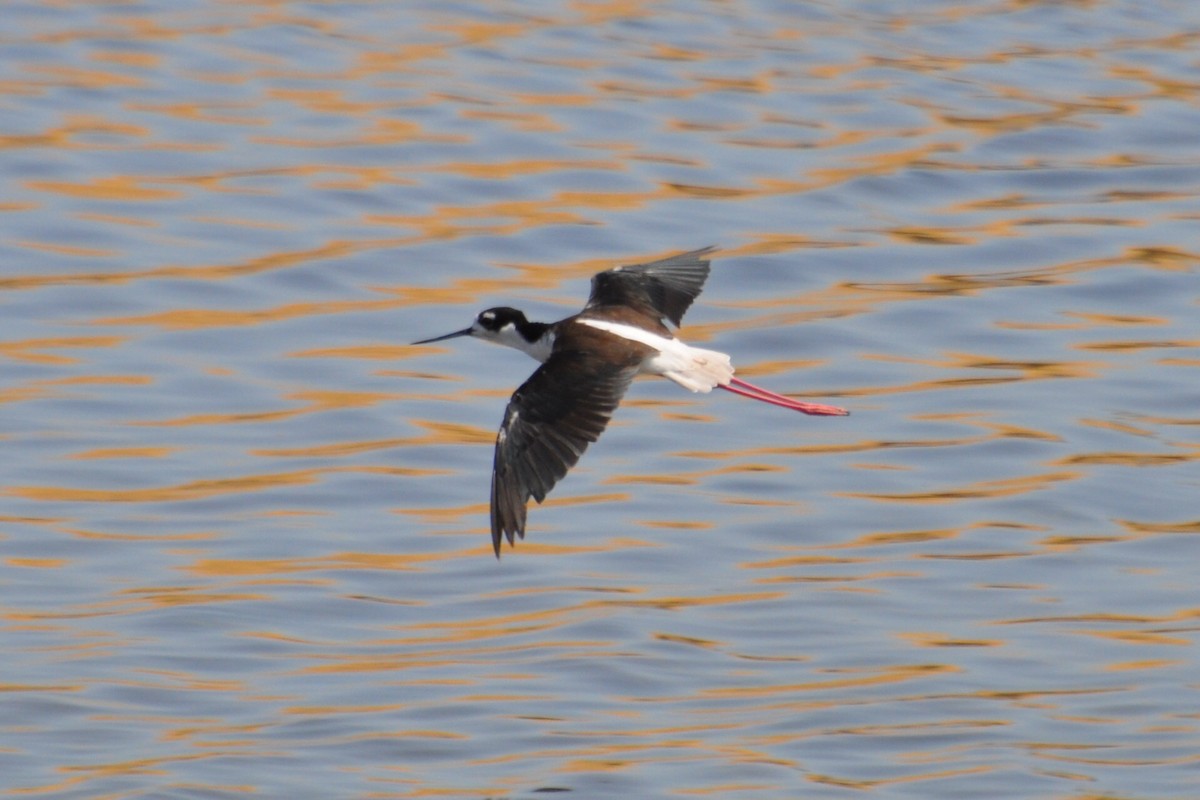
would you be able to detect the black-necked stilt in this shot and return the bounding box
[413,246,848,556]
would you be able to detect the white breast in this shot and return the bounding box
[488,323,554,363]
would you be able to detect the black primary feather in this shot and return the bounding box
[584,245,716,328]
[490,348,640,556]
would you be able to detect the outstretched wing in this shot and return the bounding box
[584,246,716,328]
[491,349,639,556]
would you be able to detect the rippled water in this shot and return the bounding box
[3,1,1199,798]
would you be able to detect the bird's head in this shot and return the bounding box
[412,307,531,347]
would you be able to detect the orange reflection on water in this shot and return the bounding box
[187,550,446,579]
[6,584,268,622]
[1118,519,1200,535]
[68,446,178,460]
[676,412,1056,461]
[2,374,150,410]
[0,335,127,364]
[840,470,1080,504]
[132,389,403,428]
[253,418,493,460]
[702,662,959,700]
[95,298,404,331]
[398,491,630,528]
[605,461,788,488]
[6,557,69,569]
[27,175,178,202]
[1076,337,1199,353]
[431,158,616,179]
[899,631,1003,648]
[7,465,437,504]
[1053,450,1199,467]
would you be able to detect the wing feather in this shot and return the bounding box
[584,246,716,327]
[490,349,638,555]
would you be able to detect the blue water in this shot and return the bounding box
[2,1,1198,798]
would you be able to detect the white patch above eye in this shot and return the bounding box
[481,311,496,322]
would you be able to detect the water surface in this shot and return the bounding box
[2,1,1199,798]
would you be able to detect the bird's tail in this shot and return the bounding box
[660,346,734,393]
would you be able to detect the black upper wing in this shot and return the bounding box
[584,246,717,328]
[491,349,639,556]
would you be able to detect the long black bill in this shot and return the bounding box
[411,327,473,345]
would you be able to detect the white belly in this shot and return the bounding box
[578,318,734,393]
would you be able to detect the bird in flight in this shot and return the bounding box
[412,247,848,556]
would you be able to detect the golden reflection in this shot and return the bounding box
[0,6,1193,797]
[16,240,118,258]
[187,551,444,578]
[811,765,992,790]
[431,158,615,178]
[1,132,64,150]
[5,584,266,621]
[665,183,753,199]
[254,419,492,459]
[120,586,268,609]
[1104,659,1184,672]
[840,470,1080,504]
[844,528,960,547]
[605,462,787,487]
[466,108,561,135]
[257,117,467,149]
[887,226,975,246]
[68,446,177,460]
[1054,451,1197,467]
[745,554,869,570]
[356,152,939,241]
[677,436,968,460]
[75,211,159,228]
[701,663,958,698]
[0,384,53,405]
[133,390,403,427]
[732,233,855,255]
[999,609,1200,627]
[859,352,1099,398]
[900,632,1003,648]
[60,526,216,542]
[636,519,713,530]
[1078,629,1192,646]
[753,570,916,587]
[7,466,438,504]
[0,336,127,364]
[653,633,721,648]
[95,298,402,331]
[398,491,630,526]
[2,237,411,292]
[657,411,719,423]
[127,99,267,126]
[1110,60,1200,101]
[1159,357,1200,369]
[300,591,791,657]
[27,175,176,201]
[6,557,69,569]
[1118,519,1200,535]
[1076,338,1198,352]
[1125,245,1200,271]
[264,87,393,116]
[809,142,959,188]
[1080,417,1159,437]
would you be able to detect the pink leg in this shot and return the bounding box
[720,376,849,416]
